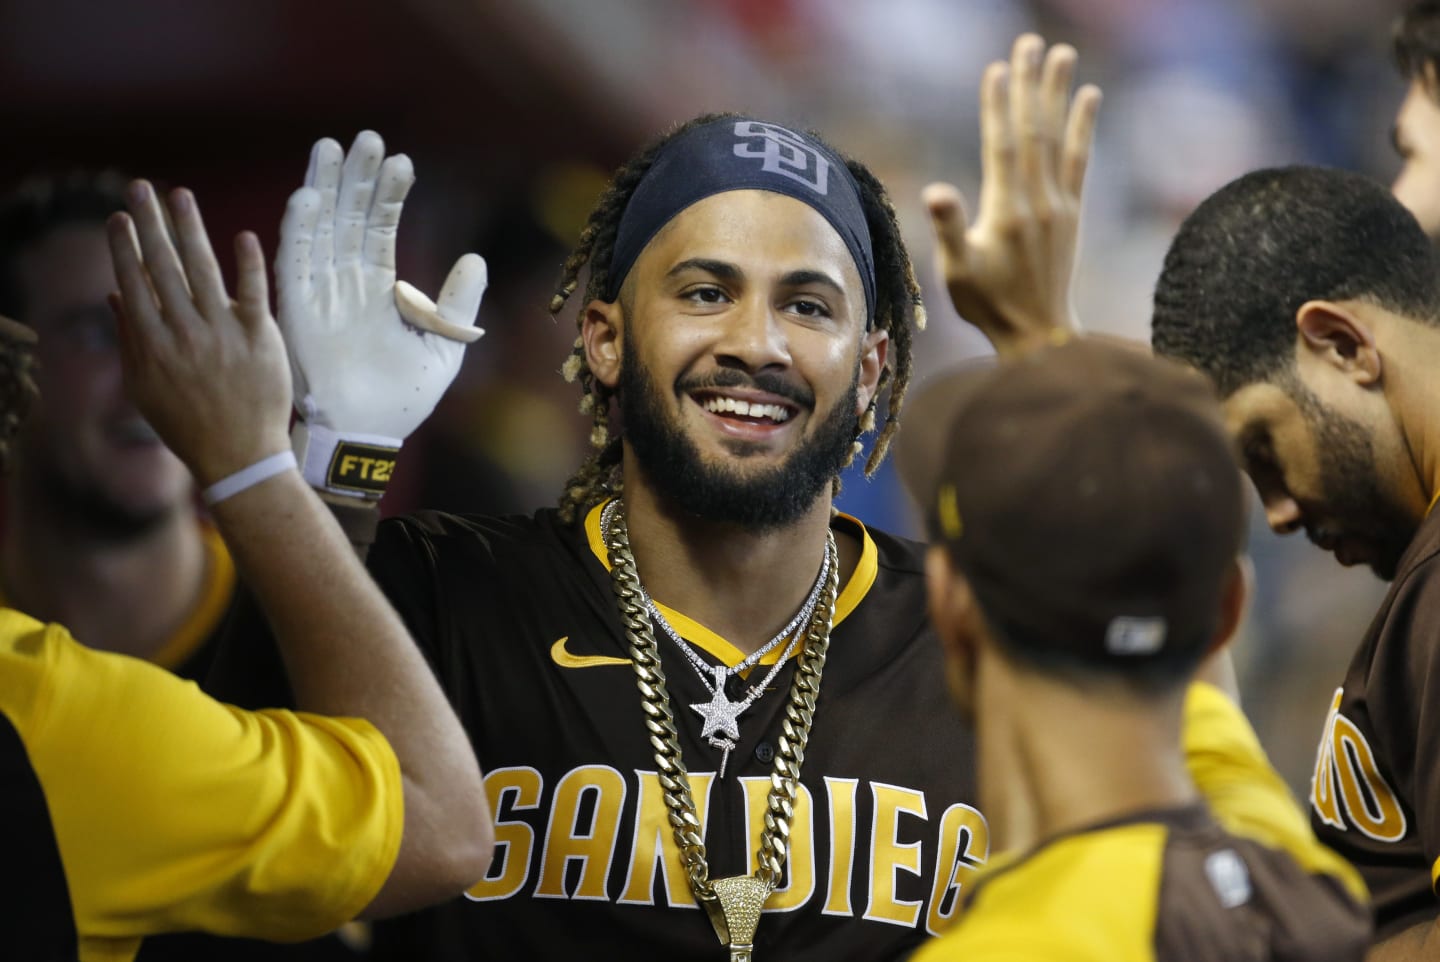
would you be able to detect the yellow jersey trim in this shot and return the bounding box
[583,499,878,670]
[148,524,236,671]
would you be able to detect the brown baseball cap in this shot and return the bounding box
[897,337,1245,669]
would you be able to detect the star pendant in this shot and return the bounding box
[691,686,745,742]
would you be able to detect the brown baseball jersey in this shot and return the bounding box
[361,501,981,961]
[911,805,1368,962]
[912,682,1369,961]
[1309,506,1440,938]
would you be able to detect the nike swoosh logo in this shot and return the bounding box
[551,636,631,670]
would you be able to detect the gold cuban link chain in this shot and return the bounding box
[603,500,837,961]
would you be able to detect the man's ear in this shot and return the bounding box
[1210,554,1251,655]
[582,299,624,390]
[856,328,890,416]
[1194,554,1252,702]
[1295,301,1382,387]
[925,545,978,659]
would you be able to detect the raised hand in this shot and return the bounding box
[925,34,1101,358]
[276,130,486,444]
[106,181,292,487]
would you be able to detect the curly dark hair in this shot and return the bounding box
[0,173,126,475]
[1396,0,1440,89]
[0,171,129,320]
[547,113,926,523]
[1151,166,1440,397]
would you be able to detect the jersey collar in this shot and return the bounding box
[583,498,878,671]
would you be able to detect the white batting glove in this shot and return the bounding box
[276,130,486,499]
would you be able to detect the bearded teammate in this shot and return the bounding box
[171,37,1091,962]
[1,180,493,960]
[895,340,1368,961]
[1143,167,1440,958]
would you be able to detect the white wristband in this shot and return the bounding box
[291,422,403,500]
[202,451,298,506]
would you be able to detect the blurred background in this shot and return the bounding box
[0,0,1412,794]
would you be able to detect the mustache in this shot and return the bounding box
[675,368,814,410]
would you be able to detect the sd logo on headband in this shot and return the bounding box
[603,115,876,322]
[732,122,831,195]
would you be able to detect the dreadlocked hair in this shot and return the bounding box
[0,317,37,475]
[549,113,926,524]
[843,157,925,476]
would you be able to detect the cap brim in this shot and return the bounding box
[894,356,999,519]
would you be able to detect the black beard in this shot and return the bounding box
[1299,395,1416,581]
[618,339,859,534]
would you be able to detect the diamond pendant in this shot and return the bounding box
[703,875,773,961]
[691,668,744,740]
[691,667,746,778]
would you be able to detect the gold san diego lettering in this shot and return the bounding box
[925,803,988,935]
[864,783,928,928]
[463,763,986,928]
[466,766,543,901]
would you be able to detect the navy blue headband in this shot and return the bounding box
[603,118,877,325]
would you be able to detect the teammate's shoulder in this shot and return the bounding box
[0,608,74,669]
[0,609,87,729]
[911,924,1094,962]
[986,818,1171,902]
[927,827,1157,962]
[0,606,47,641]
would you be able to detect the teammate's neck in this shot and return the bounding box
[974,652,1196,855]
[618,472,850,659]
[1,471,208,661]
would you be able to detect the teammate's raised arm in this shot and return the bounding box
[925,33,1101,357]
[107,179,493,918]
